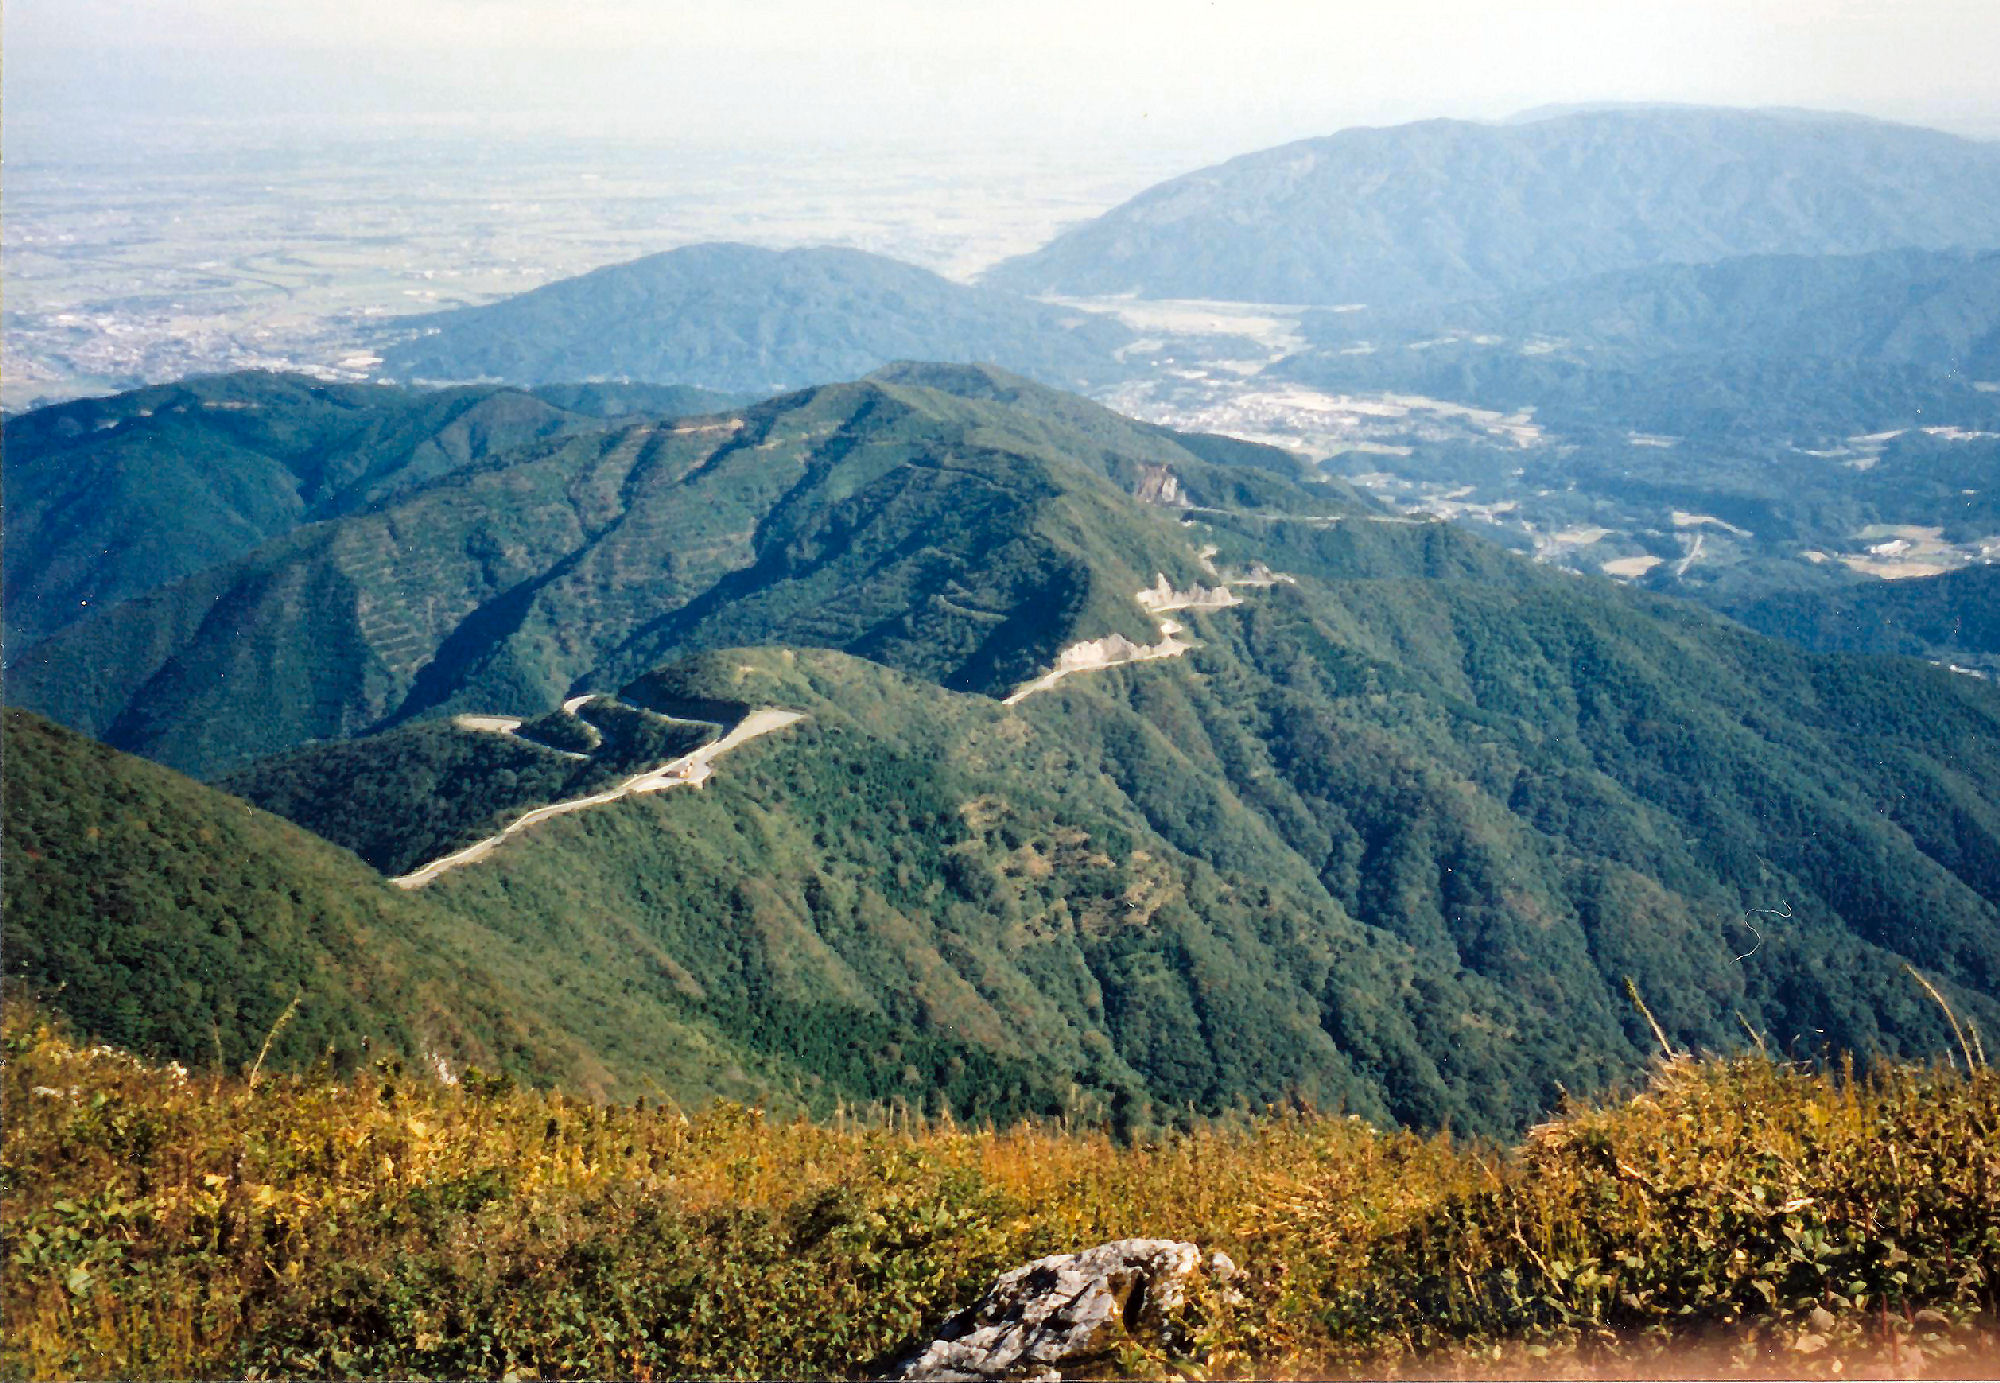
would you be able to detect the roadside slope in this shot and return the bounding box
[2,709,864,1107]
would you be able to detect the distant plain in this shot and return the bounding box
[1,130,1183,412]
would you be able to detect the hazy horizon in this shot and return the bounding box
[8,0,1998,413]
[9,0,2000,169]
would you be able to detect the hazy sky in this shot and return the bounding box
[9,0,2000,162]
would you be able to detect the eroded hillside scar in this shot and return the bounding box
[1002,559,1294,704]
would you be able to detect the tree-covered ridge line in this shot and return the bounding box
[986,108,2000,303]
[7,364,1350,779]
[2,707,569,1086]
[0,372,741,653]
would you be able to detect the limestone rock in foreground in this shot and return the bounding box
[889,1238,1236,1381]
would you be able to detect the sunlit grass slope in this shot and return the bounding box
[4,1003,1994,1380]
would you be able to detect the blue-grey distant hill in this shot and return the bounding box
[1724,564,2000,677]
[376,243,1135,395]
[984,108,2000,305]
[1271,248,2000,427]
[1296,248,2000,374]
[1262,246,2000,678]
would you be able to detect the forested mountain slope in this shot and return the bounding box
[1,373,736,651]
[157,599,2000,1137]
[2,709,707,1096]
[8,366,1353,777]
[1,707,1040,1112]
[986,108,2000,304]
[377,243,1134,394]
[13,365,2000,1137]
[1724,563,2000,675]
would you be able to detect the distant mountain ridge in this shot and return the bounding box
[1294,248,2000,375]
[1257,246,2000,673]
[376,243,1135,394]
[985,108,2000,304]
[1269,248,2000,439]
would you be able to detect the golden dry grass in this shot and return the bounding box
[3,1001,1995,1380]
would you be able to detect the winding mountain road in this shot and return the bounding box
[1003,566,1287,704]
[391,708,805,888]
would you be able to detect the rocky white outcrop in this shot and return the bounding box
[1225,560,1296,588]
[1001,629,1192,705]
[1133,465,1189,507]
[888,1239,1237,1382]
[1004,558,1295,705]
[1134,572,1242,613]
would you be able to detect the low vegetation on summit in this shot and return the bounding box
[5,1001,1995,1379]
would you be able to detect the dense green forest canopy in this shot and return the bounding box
[6,366,1351,778]
[11,363,2000,1139]
[1722,563,2000,673]
[0,372,739,652]
[2,707,1064,1117]
[49,553,2000,1136]
[4,708,540,1080]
